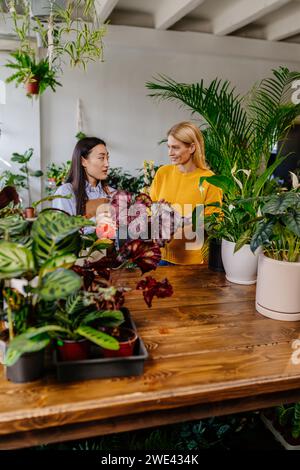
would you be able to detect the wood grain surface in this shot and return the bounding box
[1,265,300,449]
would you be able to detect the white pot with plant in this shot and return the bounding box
[251,182,300,321]
[200,167,267,285]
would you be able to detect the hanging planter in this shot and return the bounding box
[25,77,40,95]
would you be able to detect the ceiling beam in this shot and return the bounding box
[95,0,119,22]
[213,0,291,36]
[266,9,300,40]
[155,0,205,30]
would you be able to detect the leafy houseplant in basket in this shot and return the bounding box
[147,67,300,283]
[250,179,300,321]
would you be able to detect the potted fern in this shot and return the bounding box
[5,51,61,97]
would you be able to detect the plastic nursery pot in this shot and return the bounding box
[208,238,225,272]
[101,327,138,358]
[57,339,90,362]
[6,350,45,383]
[25,78,40,95]
[24,207,35,219]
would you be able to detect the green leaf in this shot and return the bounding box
[234,229,252,252]
[282,210,300,237]
[30,170,43,177]
[31,209,94,266]
[81,310,124,327]
[76,325,120,350]
[250,220,275,253]
[0,241,34,279]
[5,334,50,367]
[40,254,77,276]
[39,268,81,301]
[0,215,29,238]
[263,192,299,215]
[199,175,235,195]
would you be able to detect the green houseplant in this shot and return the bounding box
[3,1,107,97]
[147,67,300,281]
[0,208,94,381]
[0,148,43,216]
[250,180,300,320]
[5,51,62,96]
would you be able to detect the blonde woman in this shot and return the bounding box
[150,121,222,265]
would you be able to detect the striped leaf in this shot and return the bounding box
[31,209,94,266]
[0,241,34,279]
[76,325,120,350]
[39,268,81,301]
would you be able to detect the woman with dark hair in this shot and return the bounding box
[52,137,113,217]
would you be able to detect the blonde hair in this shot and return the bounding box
[167,121,209,170]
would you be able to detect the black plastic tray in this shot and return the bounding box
[53,311,148,382]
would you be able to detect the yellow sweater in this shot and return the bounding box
[150,165,222,265]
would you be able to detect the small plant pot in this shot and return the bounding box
[208,238,224,272]
[24,207,35,219]
[25,78,39,95]
[221,239,261,285]
[57,339,90,362]
[101,327,138,358]
[6,350,45,383]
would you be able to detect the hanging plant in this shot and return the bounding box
[5,50,62,96]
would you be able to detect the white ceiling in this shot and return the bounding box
[103,0,300,43]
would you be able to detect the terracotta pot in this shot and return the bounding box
[25,78,40,95]
[102,327,138,358]
[256,254,300,321]
[24,207,35,219]
[57,339,90,362]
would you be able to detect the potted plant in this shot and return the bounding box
[0,148,43,218]
[5,51,62,97]
[147,67,300,282]
[250,178,300,321]
[0,208,94,381]
[262,404,300,449]
[46,161,71,194]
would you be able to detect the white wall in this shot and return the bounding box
[41,25,300,176]
[1,24,300,203]
[0,52,41,206]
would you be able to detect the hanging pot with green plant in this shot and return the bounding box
[5,51,62,97]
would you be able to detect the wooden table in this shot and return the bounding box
[1,265,300,449]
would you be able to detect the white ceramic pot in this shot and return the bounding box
[256,254,300,321]
[221,239,261,285]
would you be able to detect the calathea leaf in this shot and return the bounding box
[31,209,94,266]
[76,325,120,350]
[0,241,34,279]
[40,254,77,276]
[39,268,81,301]
[81,310,124,327]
